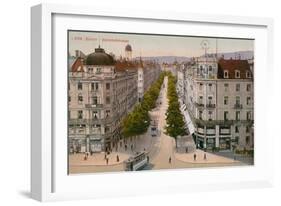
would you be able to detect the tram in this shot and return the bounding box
[150,120,158,137]
[124,152,148,171]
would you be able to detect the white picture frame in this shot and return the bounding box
[31,3,274,202]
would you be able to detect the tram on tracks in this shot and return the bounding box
[124,152,149,171]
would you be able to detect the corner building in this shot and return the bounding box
[68,47,138,153]
[183,56,254,151]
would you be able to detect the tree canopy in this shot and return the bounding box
[121,72,166,138]
[165,72,187,138]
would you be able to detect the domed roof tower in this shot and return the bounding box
[85,46,115,66]
[125,44,132,60]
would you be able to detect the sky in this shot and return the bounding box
[68,31,254,58]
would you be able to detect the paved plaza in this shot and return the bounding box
[174,149,239,164]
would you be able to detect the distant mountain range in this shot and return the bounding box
[215,50,254,60]
[134,51,253,64]
[133,56,190,64]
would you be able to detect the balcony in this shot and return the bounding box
[194,102,204,108]
[234,104,243,109]
[206,103,216,109]
[68,118,88,124]
[90,90,99,94]
[89,116,114,124]
[85,103,103,109]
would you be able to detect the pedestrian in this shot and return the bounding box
[125,144,127,151]
[169,156,171,164]
[204,153,207,160]
[131,144,133,151]
[84,154,87,161]
[106,158,109,165]
[193,153,197,161]
[116,155,119,162]
[104,153,107,159]
[186,147,188,153]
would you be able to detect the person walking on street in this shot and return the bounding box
[116,155,119,162]
[106,158,109,165]
[204,153,207,160]
[193,153,197,161]
[169,156,172,164]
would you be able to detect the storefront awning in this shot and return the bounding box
[180,103,195,134]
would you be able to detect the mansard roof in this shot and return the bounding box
[217,58,252,79]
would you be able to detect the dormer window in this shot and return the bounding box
[235,70,240,78]
[246,71,251,78]
[88,67,93,73]
[224,70,229,78]
[96,67,101,73]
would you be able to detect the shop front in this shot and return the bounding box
[69,138,86,153]
[219,137,231,150]
[89,137,102,153]
[206,138,216,150]
[196,136,204,149]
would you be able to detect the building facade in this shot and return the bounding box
[68,46,138,153]
[183,55,254,151]
[137,60,161,102]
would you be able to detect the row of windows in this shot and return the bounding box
[197,83,252,92]
[68,95,111,105]
[224,96,252,106]
[198,111,252,121]
[223,111,252,121]
[74,110,111,119]
[87,67,115,74]
[198,96,251,106]
[198,83,214,91]
[235,125,251,133]
[223,70,251,78]
[224,83,251,92]
[199,65,214,72]
[70,82,111,91]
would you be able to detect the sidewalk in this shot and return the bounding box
[174,149,240,164]
[69,152,130,166]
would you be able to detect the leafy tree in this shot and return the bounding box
[121,71,165,139]
[165,72,186,141]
